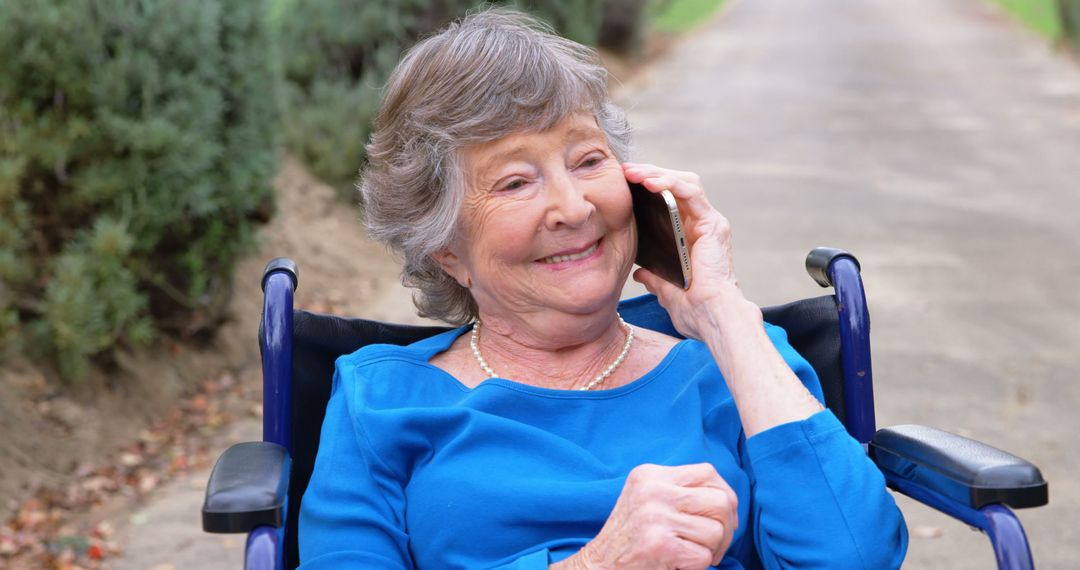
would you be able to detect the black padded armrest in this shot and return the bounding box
[203,442,291,533]
[870,425,1047,509]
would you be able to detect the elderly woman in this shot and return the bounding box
[299,9,907,570]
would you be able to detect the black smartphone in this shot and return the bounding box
[630,181,692,289]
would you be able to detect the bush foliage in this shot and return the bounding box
[0,0,650,381]
[274,0,607,192]
[0,0,281,379]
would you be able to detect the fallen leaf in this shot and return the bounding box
[169,454,189,472]
[118,452,141,468]
[90,522,113,539]
[190,395,209,412]
[137,474,159,494]
[0,534,16,555]
[15,501,47,530]
[81,476,115,495]
[139,430,164,445]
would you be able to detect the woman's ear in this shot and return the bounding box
[431,249,472,288]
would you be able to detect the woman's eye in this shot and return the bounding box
[501,179,527,192]
[578,154,604,168]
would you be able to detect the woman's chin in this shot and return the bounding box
[546,276,626,315]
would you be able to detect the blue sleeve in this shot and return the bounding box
[298,365,415,569]
[745,411,908,569]
[298,362,555,570]
[744,325,908,569]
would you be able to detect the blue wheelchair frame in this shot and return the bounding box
[207,248,1046,569]
[807,253,1038,569]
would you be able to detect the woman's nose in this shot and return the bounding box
[544,178,595,230]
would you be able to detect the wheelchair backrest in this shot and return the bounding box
[282,293,844,569]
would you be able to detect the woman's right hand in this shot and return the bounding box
[553,463,739,570]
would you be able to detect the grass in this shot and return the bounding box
[649,0,727,33]
[995,0,1065,39]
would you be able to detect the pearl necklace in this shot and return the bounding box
[470,317,634,391]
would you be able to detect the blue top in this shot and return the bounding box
[298,322,907,569]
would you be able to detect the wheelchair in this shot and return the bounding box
[202,247,1049,569]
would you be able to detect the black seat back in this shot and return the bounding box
[282,294,844,569]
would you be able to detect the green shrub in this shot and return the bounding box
[275,0,603,192]
[0,0,281,379]
[1057,0,1080,53]
[995,0,1065,39]
[599,0,649,55]
[648,0,726,33]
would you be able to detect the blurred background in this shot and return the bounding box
[1,0,1078,568]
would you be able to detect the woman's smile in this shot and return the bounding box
[537,238,602,266]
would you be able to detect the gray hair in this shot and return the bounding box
[359,8,633,324]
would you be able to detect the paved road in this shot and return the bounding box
[624,0,1080,567]
[110,0,1080,568]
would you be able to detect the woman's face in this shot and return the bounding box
[435,114,636,322]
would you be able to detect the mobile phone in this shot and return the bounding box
[630,181,692,289]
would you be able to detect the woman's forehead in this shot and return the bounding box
[466,114,605,169]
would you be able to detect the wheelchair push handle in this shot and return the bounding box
[262,257,299,293]
[806,247,861,288]
[803,247,876,445]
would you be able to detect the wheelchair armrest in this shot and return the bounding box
[202,442,291,533]
[869,425,1047,510]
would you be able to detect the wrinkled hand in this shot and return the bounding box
[560,463,739,570]
[623,163,753,340]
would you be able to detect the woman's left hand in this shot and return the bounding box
[623,162,757,341]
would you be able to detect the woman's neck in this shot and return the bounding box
[472,308,630,390]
